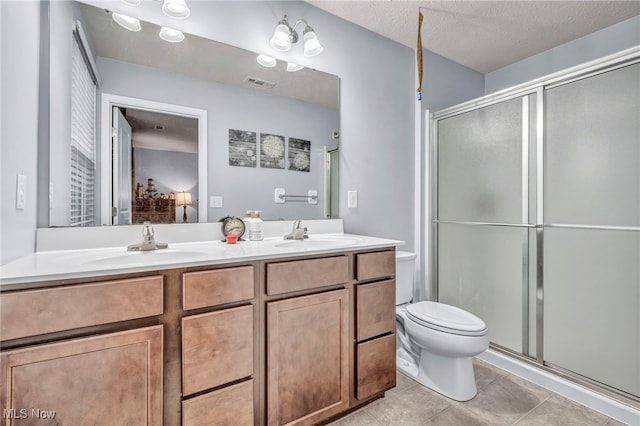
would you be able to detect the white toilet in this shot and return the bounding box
[395,251,489,401]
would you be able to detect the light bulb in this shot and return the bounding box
[286,62,304,72]
[256,54,277,68]
[303,30,323,57]
[159,27,184,43]
[112,13,141,32]
[270,24,292,51]
[162,0,191,19]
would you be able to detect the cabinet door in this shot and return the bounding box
[0,325,163,426]
[267,289,349,426]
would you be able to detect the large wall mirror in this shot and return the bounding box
[46,0,340,227]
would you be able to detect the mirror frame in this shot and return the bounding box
[100,93,208,225]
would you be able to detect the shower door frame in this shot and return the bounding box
[429,46,640,405]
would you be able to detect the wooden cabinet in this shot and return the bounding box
[132,198,176,224]
[182,380,254,426]
[181,266,255,425]
[182,305,253,396]
[356,334,396,400]
[0,325,163,426]
[267,289,350,426]
[0,276,163,341]
[356,279,396,341]
[354,250,397,400]
[182,266,254,310]
[355,251,395,282]
[266,256,349,295]
[1,245,397,425]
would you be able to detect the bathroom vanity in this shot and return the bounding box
[0,226,400,425]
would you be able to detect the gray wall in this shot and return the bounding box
[421,49,485,112]
[98,57,339,221]
[486,16,640,94]
[1,1,41,264]
[3,1,636,265]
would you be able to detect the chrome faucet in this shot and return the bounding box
[127,221,169,251]
[284,220,308,240]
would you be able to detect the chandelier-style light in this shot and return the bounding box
[269,15,323,57]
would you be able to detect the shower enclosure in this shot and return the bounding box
[431,51,639,403]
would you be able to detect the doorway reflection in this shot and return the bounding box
[115,107,198,224]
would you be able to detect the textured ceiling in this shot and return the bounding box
[307,1,640,73]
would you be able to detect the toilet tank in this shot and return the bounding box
[396,251,416,305]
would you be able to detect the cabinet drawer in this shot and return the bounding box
[0,276,164,341]
[356,334,396,400]
[182,305,253,396]
[182,380,254,426]
[356,279,396,341]
[183,266,254,310]
[266,255,349,295]
[356,250,395,281]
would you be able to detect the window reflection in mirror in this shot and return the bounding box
[46,1,340,227]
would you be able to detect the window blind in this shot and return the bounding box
[70,34,96,226]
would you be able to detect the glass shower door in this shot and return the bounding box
[543,63,640,398]
[436,96,537,356]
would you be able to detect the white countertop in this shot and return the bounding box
[0,233,403,287]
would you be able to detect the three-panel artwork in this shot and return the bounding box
[228,129,311,172]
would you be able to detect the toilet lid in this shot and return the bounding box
[406,301,487,336]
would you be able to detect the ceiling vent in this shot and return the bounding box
[245,76,276,89]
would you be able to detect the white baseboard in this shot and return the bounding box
[477,349,639,425]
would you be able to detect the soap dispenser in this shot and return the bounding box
[242,210,253,236]
[249,210,264,241]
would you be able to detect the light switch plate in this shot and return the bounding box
[49,182,54,210]
[347,190,358,209]
[210,196,223,208]
[16,174,27,210]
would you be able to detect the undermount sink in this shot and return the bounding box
[84,248,221,266]
[274,236,362,249]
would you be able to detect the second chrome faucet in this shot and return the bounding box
[283,220,308,240]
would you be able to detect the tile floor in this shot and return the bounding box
[329,359,628,426]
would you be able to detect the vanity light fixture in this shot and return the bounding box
[269,15,323,57]
[159,26,185,43]
[162,0,191,20]
[112,12,141,32]
[256,54,277,68]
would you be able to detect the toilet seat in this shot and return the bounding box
[406,301,487,337]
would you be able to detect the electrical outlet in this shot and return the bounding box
[347,190,358,209]
[210,196,223,208]
[16,174,27,210]
[308,190,318,205]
